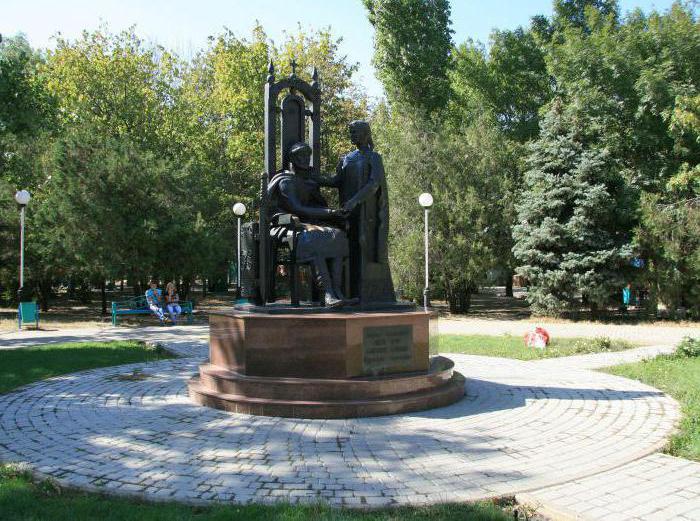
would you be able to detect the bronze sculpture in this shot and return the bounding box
[268,142,350,307]
[315,120,395,304]
[239,61,397,309]
[189,61,465,420]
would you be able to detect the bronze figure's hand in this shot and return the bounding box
[330,208,348,219]
[336,157,344,175]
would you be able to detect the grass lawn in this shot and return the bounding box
[0,340,174,394]
[0,465,512,521]
[437,334,635,360]
[604,355,700,462]
[0,341,513,520]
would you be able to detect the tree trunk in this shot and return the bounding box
[458,286,472,314]
[448,294,458,313]
[101,281,107,316]
[454,281,473,314]
[120,279,124,294]
[505,269,514,297]
[181,278,192,300]
[37,278,52,312]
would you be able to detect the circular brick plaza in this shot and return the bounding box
[0,336,679,508]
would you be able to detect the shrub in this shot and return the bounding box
[676,337,700,358]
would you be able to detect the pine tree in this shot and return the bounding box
[513,100,633,315]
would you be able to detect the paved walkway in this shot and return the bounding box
[438,317,699,346]
[518,454,700,521]
[0,325,209,354]
[0,323,697,518]
[531,344,677,371]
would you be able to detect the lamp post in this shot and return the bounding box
[418,192,433,312]
[232,202,247,299]
[14,190,31,302]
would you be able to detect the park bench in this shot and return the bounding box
[18,301,39,329]
[111,295,194,326]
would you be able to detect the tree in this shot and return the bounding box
[636,92,700,317]
[375,107,512,312]
[553,0,619,32]
[513,100,634,315]
[0,179,19,299]
[535,1,699,314]
[31,123,211,311]
[449,25,551,296]
[363,0,453,113]
[451,26,551,142]
[43,27,180,151]
[0,35,55,302]
[532,0,619,42]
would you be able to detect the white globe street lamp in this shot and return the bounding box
[15,190,31,206]
[233,203,247,216]
[418,192,433,209]
[418,193,433,312]
[14,190,31,306]
[232,203,247,298]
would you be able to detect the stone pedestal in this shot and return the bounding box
[189,310,464,418]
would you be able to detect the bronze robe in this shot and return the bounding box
[319,147,395,303]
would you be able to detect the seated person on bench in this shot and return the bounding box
[145,280,166,324]
[268,142,350,307]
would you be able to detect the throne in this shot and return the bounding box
[241,60,335,306]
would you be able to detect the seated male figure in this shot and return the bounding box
[268,142,350,307]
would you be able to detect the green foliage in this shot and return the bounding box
[0,178,18,293]
[553,0,619,32]
[451,27,550,142]
[44,27,179,149]
[676,337,700,358]
[31,124,212,290]
[514,1,700,316]
[375,109,514,312]
[364,0,453,113]
[637,89,700,316]
[0,35,54,139]
[513,100,634,315]
[0,25,368,304]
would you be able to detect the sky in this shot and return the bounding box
[1,0,682,99]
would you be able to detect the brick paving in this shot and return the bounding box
[0,329,681,509]
[0,322,697,517]
[518,454,700,521]
[0,325,209,355]
[531,344,677,370]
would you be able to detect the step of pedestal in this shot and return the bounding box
[188,371,465,419]
[197,356,456,402]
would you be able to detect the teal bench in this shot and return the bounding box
[111,295,194,326]
[18,301,39,329]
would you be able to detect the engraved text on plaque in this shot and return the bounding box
[362,325,413,374]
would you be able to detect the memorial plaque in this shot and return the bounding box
[363,325,413,374]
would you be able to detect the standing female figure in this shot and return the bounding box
[314,120,395,304]
[165,282,182,325]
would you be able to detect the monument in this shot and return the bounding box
[188,61,464,418]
